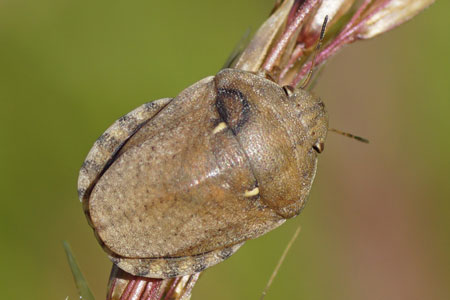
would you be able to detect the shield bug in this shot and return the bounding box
[78,67,328,278]
[77,0,333,279]
[78,0,433,284]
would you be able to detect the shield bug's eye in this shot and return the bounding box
[313,142,324,153]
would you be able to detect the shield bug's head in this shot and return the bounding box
[283,86,328,155]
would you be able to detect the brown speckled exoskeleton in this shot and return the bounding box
[78,0,329,279]
[78,68,327,278]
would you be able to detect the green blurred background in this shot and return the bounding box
[1,1,448,299]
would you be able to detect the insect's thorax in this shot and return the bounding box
[214,69,328,218]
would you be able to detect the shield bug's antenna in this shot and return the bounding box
[300,15,328,89]
[260,226,302,300]
[329,128,369,143]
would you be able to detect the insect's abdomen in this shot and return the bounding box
[88,76,284,259]
[78,97,173,214]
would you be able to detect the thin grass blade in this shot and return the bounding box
[63,241,96,300]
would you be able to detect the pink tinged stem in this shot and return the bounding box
[108,276,118,300]
[141,280,162,300]
[279,43,305,81]
[286,0,304,26]
[129,281,148,300]
[121,280,138,300]
[150,280,164,300]
[342,0,374,32]
[107,264,199,300]
[163,277,181,300]
[262,0,320,73]
[141,282,154,300]
[292,0,392,87]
